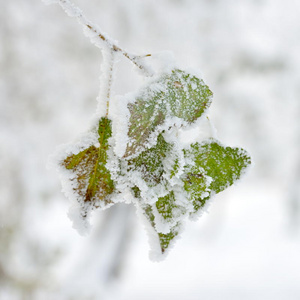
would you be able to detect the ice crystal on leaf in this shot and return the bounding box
[125,69,212,157]
[60,118,115,216]
[46,0,251,261]
[54,68,251,259]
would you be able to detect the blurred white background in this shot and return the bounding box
[1,0,300,299]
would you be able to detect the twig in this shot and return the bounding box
[55,0,154,76]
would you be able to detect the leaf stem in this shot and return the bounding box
[99,48,115,117]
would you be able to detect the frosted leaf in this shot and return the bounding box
[60,117,115,215]
[50,63,250,259]
[143,203,181,254]
[183,139,252,214]
[46,0,252,261]
[124,69,213,157]
[126,133,172,188]
[128,136,251,255]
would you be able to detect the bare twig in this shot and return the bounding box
[56,0,153,76]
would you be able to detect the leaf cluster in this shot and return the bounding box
[59,69,251,256]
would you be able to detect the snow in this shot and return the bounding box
[109,94,130,157]
[2,0,300,298]
[178,115,217,147]
[147,51,176,74]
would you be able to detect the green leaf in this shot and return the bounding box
[62,117,115,209]
[132,138,251,254]
[158,227,180,254]
[127,133,172,187]
[142,202,181,254]
[125,69,213,157]
[183,139,251,213]
[128,134,183,253]
[156,191,178,221]
[55,67,250,259]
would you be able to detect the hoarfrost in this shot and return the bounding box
[46,2,250,258]
[51,63,250,260]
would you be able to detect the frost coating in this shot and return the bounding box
[123,69,213,158]
[46,0,251,262]
[52,68,251,259]
[51,118,117,232]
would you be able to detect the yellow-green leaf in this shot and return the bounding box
[125,69,212,157]
[62,117,115,209]
[183,139,251,213]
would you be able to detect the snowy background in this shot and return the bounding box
[1,0,300,299]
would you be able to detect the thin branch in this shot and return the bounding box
[97,48,115,117]
[55,0,154,76]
